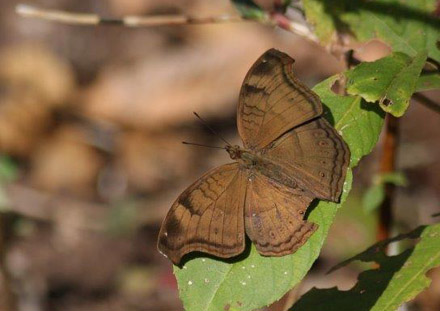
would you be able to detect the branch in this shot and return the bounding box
[15,3,318,42]
[413,92,440,114]
[16,4,245,26]
[270,12,318,42]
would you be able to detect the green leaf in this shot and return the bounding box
[361,172,407,213]
[362,183,385,213]
[0,155,18,211]
[416,72,440,91]
[345,51,427,117]
[302,0,338,43]
[173,74,384,311]
[302,0,440,62]
[0,155,18,183]
[380,171,407,186]
[231,0,268,20]
[290,223,440,311]
[175,175,353,311]
[314,75,386,167]
[0,187,10,211]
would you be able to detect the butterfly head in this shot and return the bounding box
[226,145,242,160]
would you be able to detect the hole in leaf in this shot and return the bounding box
[330,78,342,95]
[382,98,393,106]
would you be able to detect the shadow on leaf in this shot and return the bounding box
[289,226,427,311]
[312,0,440,33]
[179,236,252,266]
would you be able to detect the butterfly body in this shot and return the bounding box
[158,49,350,265]
[230,147,296,188]
[227,145,261,170]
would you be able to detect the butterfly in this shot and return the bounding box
[157,48,350,265]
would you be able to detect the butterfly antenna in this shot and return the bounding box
[182,141,226,149]
[193,112,231,146]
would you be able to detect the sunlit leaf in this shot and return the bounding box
[303,0,440,62]
[345,51,427,117]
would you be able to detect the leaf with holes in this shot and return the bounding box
[345,51,427,117]
[302,0,440,62]
[289,223,440,311]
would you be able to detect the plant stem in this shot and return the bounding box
[0,213,17,311]
[377,115,399,245]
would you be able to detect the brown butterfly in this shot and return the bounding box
[157,49,350,265]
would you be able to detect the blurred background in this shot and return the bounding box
[0,0,439,310]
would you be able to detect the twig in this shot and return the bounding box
[413,93,440,114]
[270,12,318,42]
[15,3,318,42]
[16,4,244,26]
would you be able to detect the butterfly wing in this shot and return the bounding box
[245,171,317,256]
[264,118,350,202]
[237,49,323,150]
[157,163,248,265]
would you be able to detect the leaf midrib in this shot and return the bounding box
[334,97,359,130]
[203,265,234,311]
[377,56,411,105]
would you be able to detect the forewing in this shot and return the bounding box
[157,163,247,265]
[245,171,317,256]
[237,49,323,149]
[264,118,350,202]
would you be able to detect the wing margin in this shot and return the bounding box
[158,163,248,264]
